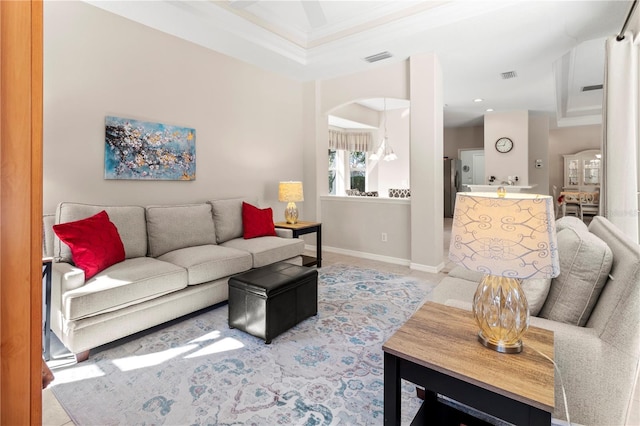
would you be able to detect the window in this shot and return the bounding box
[328,149,367,195]
[328,149,337,195]
[349,151,366,192]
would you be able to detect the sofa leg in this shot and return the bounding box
[42,357,54,389]
[75,350,90,363]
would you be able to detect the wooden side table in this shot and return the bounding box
[274,221,322,268]
[42,257,53,361]
[383,302,554,425]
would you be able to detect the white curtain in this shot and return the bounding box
[602,31,640,243]
[328,129,372,152]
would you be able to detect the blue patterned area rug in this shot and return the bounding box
[50,264,436,425]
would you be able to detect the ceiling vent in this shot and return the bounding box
[581,84,603,92]
[500,71,518,79]
[364,51,393,63]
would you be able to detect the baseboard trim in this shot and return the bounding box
[307,244,445,272]
[409,262,445,273]
[320,245,410,266]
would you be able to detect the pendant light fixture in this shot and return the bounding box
[369,98,397,162]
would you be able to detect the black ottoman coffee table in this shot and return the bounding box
[228,262,318,343]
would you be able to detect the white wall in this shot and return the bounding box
[320,196,410,263]
[409,54,444,271]
[528,113,550,194]
[44,2,304,217]
[320,62,409,114]
[315,56,443,271]
[302,81,320,224]
[444,125,484,159]
[330,103,379,128]
[484,110,529,185]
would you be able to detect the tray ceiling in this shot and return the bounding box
[85,0,631,127]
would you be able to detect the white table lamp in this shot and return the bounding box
[278,181,304,224]
[448,190,560,353]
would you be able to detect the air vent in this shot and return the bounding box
[500,71,518,79]
[581,84,603,92]
[364,51,393,63]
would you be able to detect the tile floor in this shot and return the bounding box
[42,218,640,425]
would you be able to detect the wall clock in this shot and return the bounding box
[495,137,513,153]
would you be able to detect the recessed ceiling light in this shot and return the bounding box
[486,108,494,112]
[474,98,484,103]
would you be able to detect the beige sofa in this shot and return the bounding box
[432,215,639,426]
[43,199,304,361]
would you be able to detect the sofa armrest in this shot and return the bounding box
[42,214,56,258]
[50,262,85,328]
[430,277,477,305]
[52,262,85,294]
[529,317,638,425]
[275,228,293,239]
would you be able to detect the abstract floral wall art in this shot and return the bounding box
[105,116,196,180]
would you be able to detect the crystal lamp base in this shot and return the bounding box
[473,275,530,354]
[284,202,299,224]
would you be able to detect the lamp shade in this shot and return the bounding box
[449,192,560,279]
[278,181,304,202]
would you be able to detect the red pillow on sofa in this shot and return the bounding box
[53,210,125,279]
[242,202,277,239]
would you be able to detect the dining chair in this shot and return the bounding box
[561,191,581,218]
[579,191,599,221]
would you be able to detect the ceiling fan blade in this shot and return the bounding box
[301,0,327,28]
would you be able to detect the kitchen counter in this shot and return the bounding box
[463,184,538,193]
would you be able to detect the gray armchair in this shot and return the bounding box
[432,216,640,425]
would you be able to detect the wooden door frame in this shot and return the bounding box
[0,0,43,423]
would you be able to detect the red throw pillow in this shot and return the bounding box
[242,202,277,239]
[53,210,125,280]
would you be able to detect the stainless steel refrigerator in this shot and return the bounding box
[444,158,460,217]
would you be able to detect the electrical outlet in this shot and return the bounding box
[381,233,388,242]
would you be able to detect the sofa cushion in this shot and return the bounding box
[539,227,613,326]
[62,257,188,321]
[446,266,484,282]
[221,236,305,268]
[53,210,125,280]
[242,202,277,239]
[555,216,589,233]
[146,204,217,257]
[522,278,552,316]
[55,202,147,262]
[209,197,257,244]
[430,276,478,305]
[158,245,252,285]
[446,266,551,316]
